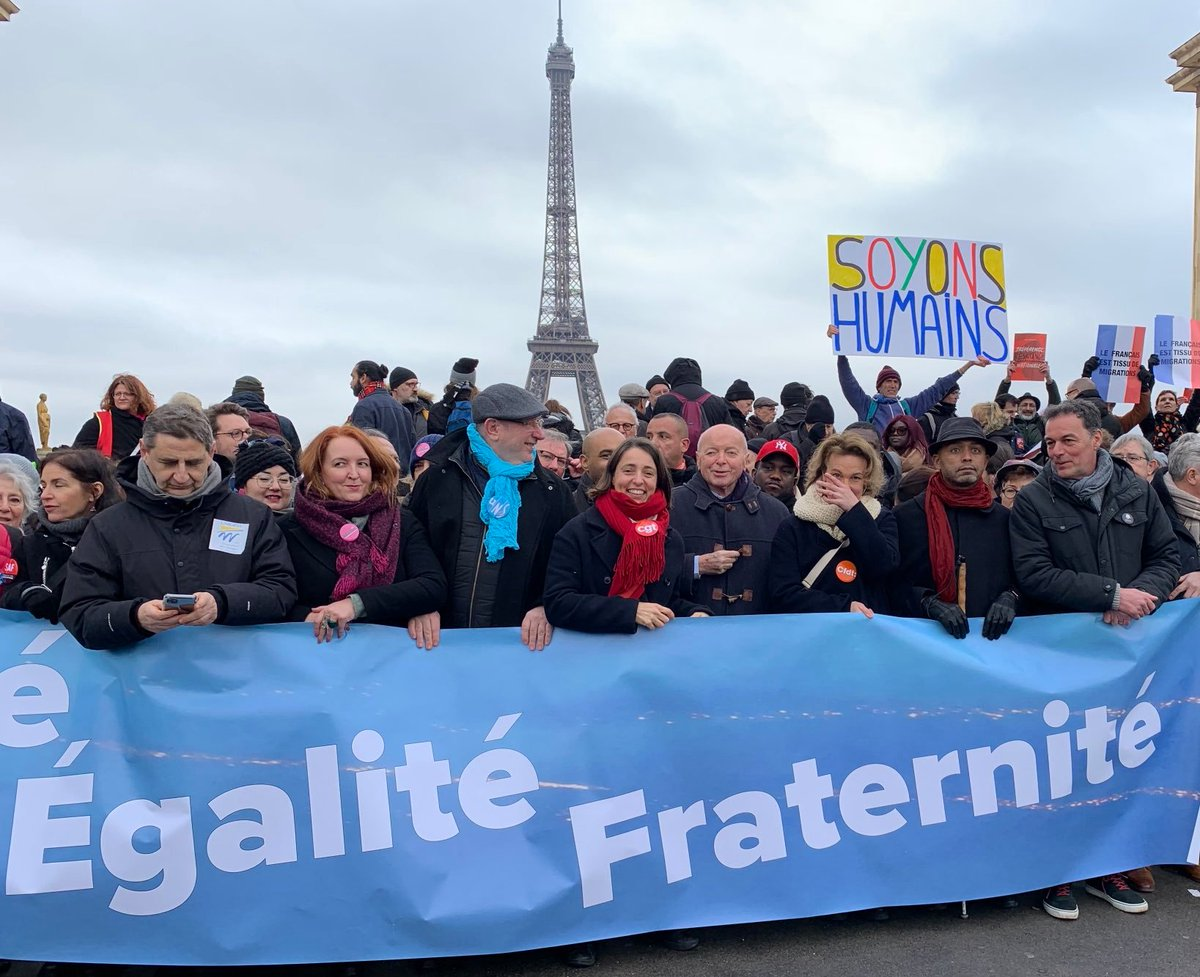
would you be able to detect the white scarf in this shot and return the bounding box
[1166,474,1200,544]
[792,486,882,542]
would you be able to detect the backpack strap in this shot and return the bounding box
[801,539,849,589]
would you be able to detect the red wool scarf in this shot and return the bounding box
[594,489,670,599]
[356,381,389,400]
[923,472,995,603]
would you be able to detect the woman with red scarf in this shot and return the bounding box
[280,426,445,645]
[73,374,156,460]
[544,438,709,633]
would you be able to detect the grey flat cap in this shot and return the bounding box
[753,396,778,408]
[472,383,549,423]
[619,382,650,400]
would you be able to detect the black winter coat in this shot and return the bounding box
[1150,470,1200,577]
[652,358,730,431]
[0,523,82,622]
[543,507,707,633]
[892,493,1016,617]
[279,508,446,625]
[73,409,143,460]
[670,474,791,615]
[407,430,576,628]
[60,456,297,649]
[761,406,808,441]
[0,401,36,461]
[769,504,899,614]
[1009,458,1180,614]
[226,391,304,463]
[350,389,416,475]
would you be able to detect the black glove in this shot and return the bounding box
[923,596,968,639]
[1137,363,1155,393]
[981,591,1018,640]
[1148,353,1160,369]
[1081,356,1100,378]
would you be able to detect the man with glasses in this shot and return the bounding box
[408,384,575,650]
[892,418,1020,640]
[604,403,639,438]
[535,429,571,479]
[994,458,1040,510]
[206,402,253,462]
[1110,432,1158,482]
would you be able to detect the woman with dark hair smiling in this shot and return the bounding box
[544,437,708,633]
[280,425,445,646]
[73,373,156,460]
[1,449,121,622]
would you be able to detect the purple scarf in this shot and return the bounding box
[293,483,402,600]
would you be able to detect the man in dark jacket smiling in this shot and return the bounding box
[60,404,297,650]
[407,383,576,649]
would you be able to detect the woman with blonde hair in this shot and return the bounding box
[769,432,898,617]
[73,373,156,459]
[971,401,1016,464]
[279,425,445,645]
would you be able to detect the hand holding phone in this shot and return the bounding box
[162,593,197,611]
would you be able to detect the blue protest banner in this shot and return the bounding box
[0,604,1197,964]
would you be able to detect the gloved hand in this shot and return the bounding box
[1137,363,1155,392]
[982,591,1018,640]
[1082,355,1100,378]
[923,596,968,639]
[1148,353,1160,369]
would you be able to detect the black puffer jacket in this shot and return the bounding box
[0,522,82,622]
[59,456,297,649]
[1009,457,1179,614]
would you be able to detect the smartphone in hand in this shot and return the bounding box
[162,593,196,611]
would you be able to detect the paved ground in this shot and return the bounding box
[14,872,1198,977]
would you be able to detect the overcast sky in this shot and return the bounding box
[1,1,1197,444]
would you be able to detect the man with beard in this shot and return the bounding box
[892,418,1018,638]
[753,439,801,511]
[349,359,415,474]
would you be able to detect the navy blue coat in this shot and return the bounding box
[0,401,36,461]
[544,507,707,634]
[350,389,415,475]
[769,503,899,614]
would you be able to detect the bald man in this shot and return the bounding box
[670,424,789,616]
[574,427,625,513]
[646,412,696,487]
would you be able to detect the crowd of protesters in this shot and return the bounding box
[2,343,1200,966]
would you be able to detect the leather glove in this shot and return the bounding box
[1081,355,1100,378]
[981,591,1018,640]
[1137,363,1154,393]
[923,596,968,639]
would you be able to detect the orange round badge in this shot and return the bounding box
[634,519,660,537]
[835,560,857,583]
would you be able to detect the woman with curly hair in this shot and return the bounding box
[73,373,156,459]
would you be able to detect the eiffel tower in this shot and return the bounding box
[524,4,606,432]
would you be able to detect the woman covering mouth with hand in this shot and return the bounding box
[544,437,709,633]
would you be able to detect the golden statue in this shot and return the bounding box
[37,393,50,452]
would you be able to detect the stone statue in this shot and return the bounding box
[37,393,50,452]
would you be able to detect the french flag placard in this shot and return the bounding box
[1093,324,1145,404]
[1152,313,1200,389]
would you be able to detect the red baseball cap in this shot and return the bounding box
[755,438,800,467]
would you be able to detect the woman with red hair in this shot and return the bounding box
[73,373,156,459]
[279,425,445,645]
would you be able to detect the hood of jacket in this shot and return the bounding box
[664,358,702,389]
[226,390,273,413]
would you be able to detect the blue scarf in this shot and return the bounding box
[466,423,535,562]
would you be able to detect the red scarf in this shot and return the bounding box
[357,381,388,400]
[923,472,995,602]
[594,489,670,599]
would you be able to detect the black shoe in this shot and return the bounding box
[1085,874,1148,914]
[564,943,596,968]
[999,896,1021,910]
[868,907,890,922]
[1042,883,1079,920]
[658,929,700,952]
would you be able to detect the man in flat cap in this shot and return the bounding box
[408,383,576,650]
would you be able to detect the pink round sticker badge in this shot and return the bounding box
[339,523,360,542]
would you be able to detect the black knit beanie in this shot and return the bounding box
[234,440,297,488]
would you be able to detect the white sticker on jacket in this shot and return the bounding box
[209,519,250,555]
